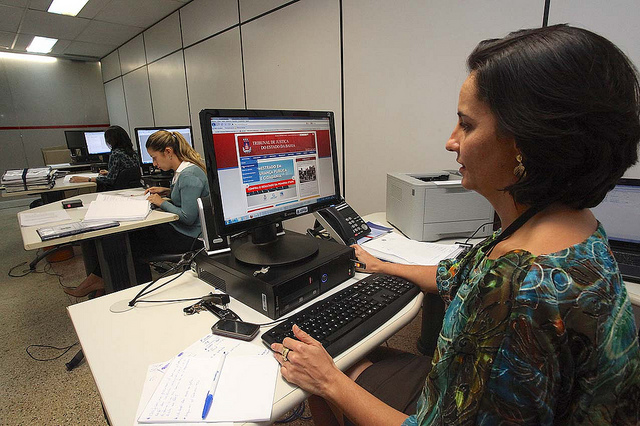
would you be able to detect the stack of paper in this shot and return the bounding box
[84,193,150,222]
[1,167,55,192]
[361,231,464,265]
[137,333,278,424]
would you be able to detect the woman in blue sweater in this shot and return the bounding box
[139,130,209,254]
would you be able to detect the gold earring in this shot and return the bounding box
[513,154,525,178]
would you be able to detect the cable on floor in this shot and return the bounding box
[275,401,312,423]
[26,342,79,361]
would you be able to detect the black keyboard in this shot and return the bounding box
[261,273,420,357]
[614,250,640,267]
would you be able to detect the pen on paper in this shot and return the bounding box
[201,353,227,420]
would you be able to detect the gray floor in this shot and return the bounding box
[0,200,425,425]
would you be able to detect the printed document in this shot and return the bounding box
[84,193,150,222]
[362,232,463,265]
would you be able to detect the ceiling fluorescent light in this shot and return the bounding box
[48,0,90,16]
[0,52,57,63]
[26,36,58,53]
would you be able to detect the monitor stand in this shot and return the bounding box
[233,223,318,266]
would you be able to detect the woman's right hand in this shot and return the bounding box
[351,244,386,273]
[144,186,170,196]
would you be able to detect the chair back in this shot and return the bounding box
[111,167,143,190]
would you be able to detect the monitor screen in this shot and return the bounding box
[64,130,86,150]
[200,109,342,265]
[591,179,640,245]
[134,126,193,172]
[84,131,110,155]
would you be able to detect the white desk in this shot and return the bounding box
[18,191,178,292]
[67,271,424,426]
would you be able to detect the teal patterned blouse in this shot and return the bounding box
[402,224,640,425]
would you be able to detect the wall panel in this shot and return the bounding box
[184,28,245,153]
[122,66,154,140]
[104,77,129,134]
[101,50,121,82]
[148,51,190,127]
[119,34,146,74]
[144,12,182,63]
[179,0,239,47]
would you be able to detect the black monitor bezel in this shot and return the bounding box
[133,125,194,174]
[64,130,87,150]
[199,109,342,238]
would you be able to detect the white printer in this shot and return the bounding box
[386,171,495,242]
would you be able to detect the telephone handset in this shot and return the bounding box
[313,201,370,245]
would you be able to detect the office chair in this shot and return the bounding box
[98,167,143,191]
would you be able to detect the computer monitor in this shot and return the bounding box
[591,178,640,246]
[84,131,110,155]
[199,109,342,266]
[134,126,194,174]
[64,130,86,150]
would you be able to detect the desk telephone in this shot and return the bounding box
[313,201,370,245]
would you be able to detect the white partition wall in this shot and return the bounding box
[342,0,545,215]
[100,0,639,217]
[147,51,190,127]
[183,28,245,152]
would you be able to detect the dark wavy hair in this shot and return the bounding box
[467,24,640,209]
[104,125,135,157]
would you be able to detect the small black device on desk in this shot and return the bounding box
[211,319,260,341]
[62,199,83,209]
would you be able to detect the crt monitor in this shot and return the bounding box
[199,109,342,266]
[84,131,110,155]
[134,126,193,174]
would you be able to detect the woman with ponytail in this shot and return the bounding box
[134,130,209,255]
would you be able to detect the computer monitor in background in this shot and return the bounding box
[134,126,194,174]
[199,109,341,266]
[84,131,110,156]
[64,130,88,162]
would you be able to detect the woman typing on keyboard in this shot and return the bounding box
[271,25,640,425]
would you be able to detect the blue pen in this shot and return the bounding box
[201,354,226,420]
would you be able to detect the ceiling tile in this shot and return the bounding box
[63,40,113,58]
[21,9,90,39]
[28,0,52,11]
[0,4,24,33]
[77,0,112,19]
[0,0,28,7]
[0,30,15,48]
[48,38,71,53]
[94,0,183,28]
[11,32,29,50]
[76,19,140,45]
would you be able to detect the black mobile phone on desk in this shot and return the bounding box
[211,319,260,341]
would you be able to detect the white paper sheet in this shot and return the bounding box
[136,334,276,425]
[138,355,226,423]
[63,173,98,183]
[361,232,463,265]
[18,210,71,227]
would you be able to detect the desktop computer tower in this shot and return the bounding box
[192,233,355,319]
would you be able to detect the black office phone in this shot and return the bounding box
[313,201,370,245]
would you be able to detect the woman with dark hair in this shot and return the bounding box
[69,125,140,190]
[270,25,640,425]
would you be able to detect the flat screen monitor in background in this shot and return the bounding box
[199,109,342,266]
[64,130,86,150]
[134,126,193,174]
[84,131,110,155]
